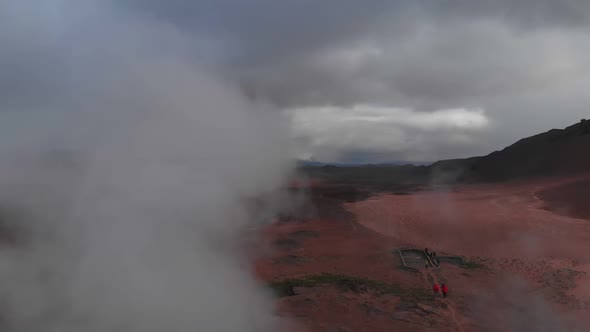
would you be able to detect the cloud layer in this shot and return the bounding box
[291,105,490,162]
[118,0,590,162]
[1,1,590,163]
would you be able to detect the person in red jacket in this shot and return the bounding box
[442,283,448,298]
[433,283,440,298]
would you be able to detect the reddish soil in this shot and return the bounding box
[538,179,590,221]
[256,174,590,331]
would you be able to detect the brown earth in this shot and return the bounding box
[538,179,590,221]
[256,174,590,331]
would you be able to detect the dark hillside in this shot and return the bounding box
[431,118,590,182]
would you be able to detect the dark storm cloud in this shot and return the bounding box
[426,0,590,28]
[120,0,399,65]
[7,0,589,110]
[114,1,590,162]
[121,0,590,69]
[230,6,590,110]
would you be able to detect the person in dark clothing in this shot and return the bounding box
[441,283,448,298]
[425,260,429,269]
[425,248,429,256]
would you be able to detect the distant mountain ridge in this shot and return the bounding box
[301,119,590,185]
[296,160,432,167]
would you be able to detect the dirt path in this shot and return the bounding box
[424,268,465,332]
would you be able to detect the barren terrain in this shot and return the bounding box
[256,174,590,331]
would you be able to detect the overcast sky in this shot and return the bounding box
[3,1,590,163]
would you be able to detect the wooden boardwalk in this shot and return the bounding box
[398,248,438,270]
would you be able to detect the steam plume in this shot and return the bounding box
[0,1,292,331]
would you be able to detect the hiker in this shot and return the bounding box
[436,256,441,265]
[425,248,429,256]
[425,260,429,269]
[442,283,448,298]
[433,283,440,298]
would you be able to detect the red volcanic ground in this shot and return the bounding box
[256,175,590,331]
[538,179,590,221]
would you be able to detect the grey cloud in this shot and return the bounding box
[3,0,590,164]
[290,106,492,162]
[205,1,589,160]
[426,0,590,28]
[241,17,590,108]
[120,0,398,65]
[118,1,590,115]
[122,1,590,56]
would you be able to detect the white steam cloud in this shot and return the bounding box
[0,1,292,331]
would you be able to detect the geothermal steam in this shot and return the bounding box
[0,2,291,331]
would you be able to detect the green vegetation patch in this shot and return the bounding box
[269,273,429,299]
